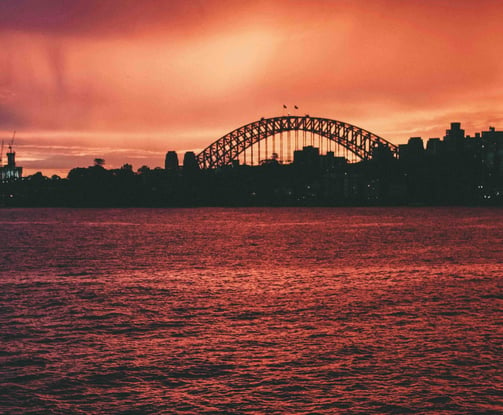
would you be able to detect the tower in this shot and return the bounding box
[1,133,22,181]
[183,151,199,172]
[165,151,179,170]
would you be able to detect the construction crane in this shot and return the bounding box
[9,131,16,152]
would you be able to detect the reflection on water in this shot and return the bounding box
[1,208,502,414]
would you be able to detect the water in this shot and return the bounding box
[1,207,502,414]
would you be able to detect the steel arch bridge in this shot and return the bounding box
[197,115,397,170]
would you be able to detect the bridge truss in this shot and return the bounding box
[197,116,397,170]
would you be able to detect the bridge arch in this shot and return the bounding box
[197,116,397,169]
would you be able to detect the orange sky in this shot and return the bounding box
[1,0,502,176]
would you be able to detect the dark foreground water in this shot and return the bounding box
[0,207,502,414]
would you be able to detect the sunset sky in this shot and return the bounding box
[1,0,502,176]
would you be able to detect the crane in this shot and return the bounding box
[9,131,16,152]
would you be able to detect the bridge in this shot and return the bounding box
[197,115,398,170]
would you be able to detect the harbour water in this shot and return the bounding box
[1,207,502,414]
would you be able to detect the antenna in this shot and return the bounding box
[0,139,3,165]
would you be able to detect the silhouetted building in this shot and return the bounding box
[320,151,347,167]
[2,121,503,207]
[293,146,320,170]
[426,138,443,157]
[260,156,280,166]
[320,151,345,170]
[399,137,425,163]
[1,146,22,181]
[372,143,395,163]
[482,127,502,139]
[444,122,465,153]
[408,137,424,153]
[165,151,179,170]
[445,122,465,141]
[481,126,503,177]
[183,151,199,172]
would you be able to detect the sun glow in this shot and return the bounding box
[1,0,502,177]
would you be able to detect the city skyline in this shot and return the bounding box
[1,0,502,177]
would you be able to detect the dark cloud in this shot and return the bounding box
[2,0,501,38]
[0,104,26,129]
[0,0,225,37]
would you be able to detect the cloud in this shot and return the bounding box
[1,0,503,176]
[0,0,197,36]
[0,104,26,129]
[0,0,269,40]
